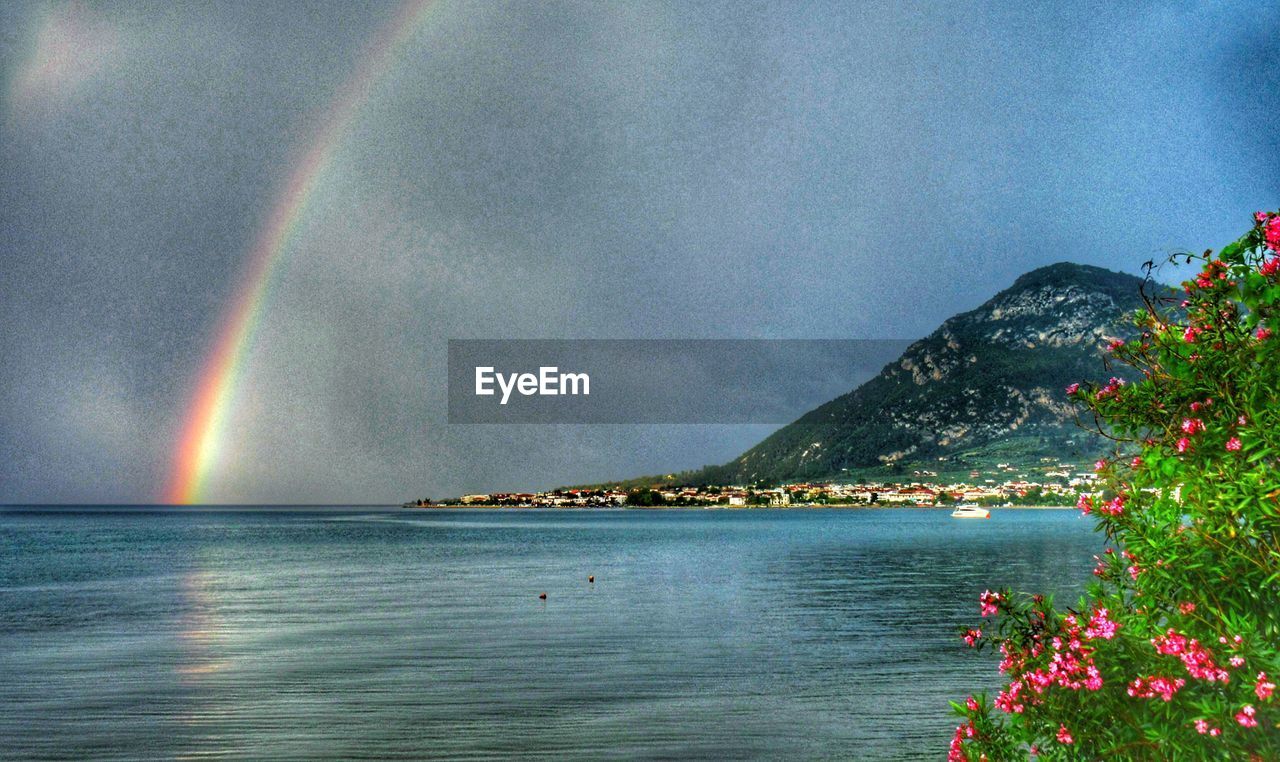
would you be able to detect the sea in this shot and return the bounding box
[0,507,1099,760]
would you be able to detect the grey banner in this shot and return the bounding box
[447,339,913,423]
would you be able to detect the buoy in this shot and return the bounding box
[538,592,547,600]
[588,575,595,583]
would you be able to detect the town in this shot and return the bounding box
[409,460,1101,509]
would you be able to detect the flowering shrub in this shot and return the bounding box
[950,212,1280,760]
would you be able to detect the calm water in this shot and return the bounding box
[0,508,1099,760]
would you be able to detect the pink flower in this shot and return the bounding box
[1152,629,1229,682]
[1258,327,1273,341]
[1084,664,1103,691]
[1128,675,1186,701]
[1236,705,1258,728]
[965,696,979,711]
[1194,719,1213,735]
[1230,656,1246,668]
[1267,214,1280,251]
[1094,459,1107,472]
[1085,607,1120,640]
[1099,494,1126,516]
[1225,437,1242,451]
[1257,672,1276,701]
[1065,382,1080,395]
[1056,724,1074,745]
[979,590,1002,617]
[1178,602,1196,615]
[948,723,970,761]
[994,684,1024,713]
[1095,377,1125,400]
[1130,456,1143,468]
[1181,418,1204,434]
[1262,258,1280,277]
[1108,339,1124,351]
[1076,494,1093,515]
[962,628,982,647]
[1256,211,1271,224]
[1176,437,1192,453]
[1183,326,1200,343]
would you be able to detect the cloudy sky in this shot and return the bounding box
[1,1,1276,504]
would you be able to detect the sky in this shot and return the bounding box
[1,0,1277,504]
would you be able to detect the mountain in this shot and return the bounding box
[696,262,1152,485]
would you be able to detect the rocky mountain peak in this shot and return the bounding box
[696,262,1150,484]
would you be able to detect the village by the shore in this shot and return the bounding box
[408,460,1101,509]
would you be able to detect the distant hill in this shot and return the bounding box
[692,262,1153,485]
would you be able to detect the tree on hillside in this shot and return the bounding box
[625,489,666,507]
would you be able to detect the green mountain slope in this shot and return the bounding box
[698,262,1152,484]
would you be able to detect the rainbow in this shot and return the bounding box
[166,0,437,504]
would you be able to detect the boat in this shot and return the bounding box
[950,504,990,519]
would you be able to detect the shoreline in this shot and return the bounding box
[413,503,1076,511]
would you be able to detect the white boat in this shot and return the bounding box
[950,504,990,519]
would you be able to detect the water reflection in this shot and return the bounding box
[177,570,232,679]
[2,508,1103,759]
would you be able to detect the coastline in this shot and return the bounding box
[408,503,1075,511]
